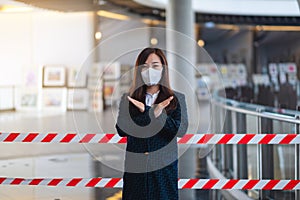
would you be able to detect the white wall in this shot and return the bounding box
[99,18,150,65]
[0,13,32,86]
[0,11,94,86]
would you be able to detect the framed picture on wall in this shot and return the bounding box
[22,66,40,87]
[104,80,119,106]
[15,87,41,111]
[102,62,121,80]
[88,90,103,112]
[68,68,87,88]
[89,62,103,77]
[67,89,89,110]
[42,88,67,112]
[0,86,15,111]
[43,65,66,87]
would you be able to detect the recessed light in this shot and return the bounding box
[150,38,158,45]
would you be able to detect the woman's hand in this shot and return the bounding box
[127,96,145,113]
[154,96,174,118]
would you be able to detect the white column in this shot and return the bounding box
[166,0,197,122]
[166,1,197,200]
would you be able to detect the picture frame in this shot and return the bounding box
[120,65,133,85]
[104,80,120,106]
[22,66,41,87]
[15,87,41,111]
[67,89,89,110]
[42,88,67,112]
[89,62,103,77]
[87,76,102,90]
[0,86,15,111]
[88,90,103,112]
[43,65,66,87]
[67,68,87,88]
[102,62,121,80]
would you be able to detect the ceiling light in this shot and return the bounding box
[198,39,205,47]
[0,5,33,12]
[150,38,158,45]
[152,9,159,15]
[98,0,106,5]
[256,25,300,31]
[216,24,239,31]
[97,10,130,20]
[95,31,102,40]
[204,22,215,28]
[256,25,264,31]
[160,12,166,17]
[142,19,163,26]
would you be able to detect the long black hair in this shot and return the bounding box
[129,47,178,115]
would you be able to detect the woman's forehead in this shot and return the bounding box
[145,53,161,63]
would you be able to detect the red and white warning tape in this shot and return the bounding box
[0,132,299,144]
[0,177,300,190]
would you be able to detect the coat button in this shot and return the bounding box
[144,152,149,155]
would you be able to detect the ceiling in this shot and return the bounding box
[12,0,101,12]
[134,0,300,17]
[9,0,300,26]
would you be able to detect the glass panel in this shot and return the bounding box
[272,119,295,200]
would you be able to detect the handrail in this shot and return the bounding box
[212,93,300,124]
[210,90,299,200]
[207,157,253,200]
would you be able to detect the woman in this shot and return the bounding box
[115,47,188,200]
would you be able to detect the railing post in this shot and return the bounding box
[235,111,248,179]
[295,106,300,200]
[211,100,217,166]
[256,108,262,200]
[222,108,232,178]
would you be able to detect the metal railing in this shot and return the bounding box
[210,91,300,200]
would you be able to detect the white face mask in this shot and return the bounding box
[141,67,163,86]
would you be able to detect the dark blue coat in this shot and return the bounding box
[115,91,188,200]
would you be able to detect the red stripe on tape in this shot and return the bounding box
[202,179,218,189]
[41,133,57,143]
[222,179,239,189]
[280,134,297,144]
[283,180,300,190]
[242,180,259,189]
[60,134,76,143]
[238,134,255,144]
[79,134,95,143]
[66,178,82,186]
[259,134,276,144]
[119,137,127,143]
[48,179,63,186]
[85,178,102,187]
[218,134,234,144]
[178,134,193,144]
[23,133,38,142]
[11,178,24,185]
[197,134,214,144]
[182,179,198,189]
[99,134,114,143]
[105,178,121,188]
[263,180,280,190]
[29,179,43,185]
[4,133,20,142]
[0,178,6,184]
